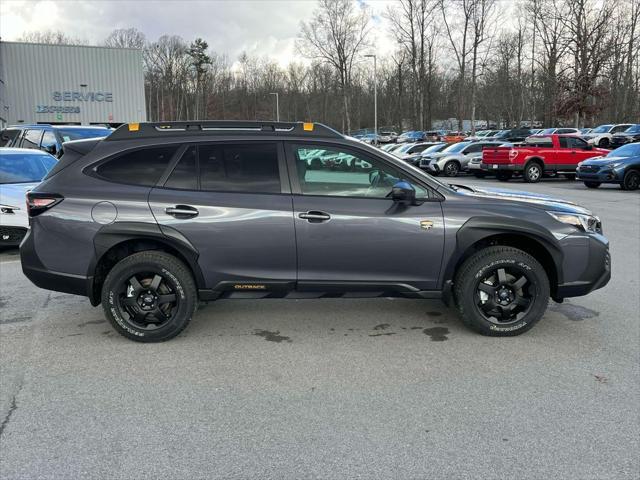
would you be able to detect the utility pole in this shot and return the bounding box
[365,54,377,145]
[269,92,280,122]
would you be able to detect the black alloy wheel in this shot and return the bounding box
[117,272,178,331]
[475,266,533,325]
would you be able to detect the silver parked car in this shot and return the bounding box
[0,148,57,246]
[420,141,507,177]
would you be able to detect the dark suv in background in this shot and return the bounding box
[20,121,610,342]
[1,124,112,157]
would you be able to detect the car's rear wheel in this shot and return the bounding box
[101,251,197,342]
[454,246,550,336]
[523,161,543,183]
[621,169,640,191]
[597,138,609,148]
[443,161,460,177]
[496,172,512,181]
[584,181,601,189]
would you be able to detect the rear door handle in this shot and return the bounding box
[299,211,331,222]
[165,205,199,218]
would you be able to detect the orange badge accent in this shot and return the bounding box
[128,123,140,131]
[303,122,314,131]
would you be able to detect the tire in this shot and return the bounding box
[621,169,640,191]
[443,161,460,177]
[497,172,512,182]
[597,138,609,148]
[584,181,601,189]
[523,161,543,183]
[453,246,550,336]
[101,251,197,342]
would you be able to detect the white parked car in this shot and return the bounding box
[420,141,507,177]
[0,148,57,246]
[581,124,633,148]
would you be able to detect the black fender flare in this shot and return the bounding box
[88,222,205,304]
[442,216,564,287]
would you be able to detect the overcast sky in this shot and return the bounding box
[0,0,400,66]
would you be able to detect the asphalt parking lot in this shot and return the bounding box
[1,177,638,480]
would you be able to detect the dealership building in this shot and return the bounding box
[0,41,146,129]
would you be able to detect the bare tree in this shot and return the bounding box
[18,30,86,45]
[104,28,146,49]
[299,0,371,133]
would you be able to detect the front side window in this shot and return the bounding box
[95,146,178,186]
[21,129,43,149]
[294,145,427,199]
[611,125,631,134]
[0,129,20,147]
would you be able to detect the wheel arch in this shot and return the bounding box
[443,217,563,299]
[88,222,205,306]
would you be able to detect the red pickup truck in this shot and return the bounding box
[481,134,609,182]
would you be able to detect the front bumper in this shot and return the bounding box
[555,234,611,299]
[576,167,624,184]
[20,227,93,298]
[1,225,27,247]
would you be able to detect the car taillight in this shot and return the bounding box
[26,193,63,217]
[509,150,519,161]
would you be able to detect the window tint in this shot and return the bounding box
[199,143,280,193]
[41,131,58,155]
[568,137,588,149]
[58,127,111,142]
[611,125,630,133]
[96,146,178,186]
[165,146,197,190]
[464,143,484,154]
[295,145,427,199]
[0,129,20,147]
[21,129,43,149]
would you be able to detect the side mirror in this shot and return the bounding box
[43,144,57,155]
[390,181,416,204]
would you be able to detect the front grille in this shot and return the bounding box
[579,165,600,173]
[0,226,27,244]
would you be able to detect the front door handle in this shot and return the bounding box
[165,205,199,218]
[299,211,331,222]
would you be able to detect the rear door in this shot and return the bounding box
[287,142,444,293]
[148,142,296,291]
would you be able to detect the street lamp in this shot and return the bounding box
[269,92,280,122]
[364,54,377,145]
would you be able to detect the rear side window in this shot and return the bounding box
[21,129,43,149]
[165,146,197,190]
[0,129,20,147]
[95,146,178,186]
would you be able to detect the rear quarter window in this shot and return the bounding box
[94,146,179,186]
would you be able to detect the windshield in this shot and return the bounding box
[0,153,57,184]
[608,143,640,157]
[422,143,446,155]
[442,142,470,153]
[591,125,613,134]
[623,125,640,134]
[57,127,111,142]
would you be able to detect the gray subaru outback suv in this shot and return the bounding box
[20,121,610,342]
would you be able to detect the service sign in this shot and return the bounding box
[35,90,114,114]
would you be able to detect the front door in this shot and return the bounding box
[287,143,445,292]
[148,141,296,290]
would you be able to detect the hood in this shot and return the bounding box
[0,182,38,206]
[581,155,628,165]
[453,184,592,215]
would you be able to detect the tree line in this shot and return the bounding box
[18,0,640,133]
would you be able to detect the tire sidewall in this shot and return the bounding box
[444,161,459,177]
[102,255,196,342]
[623,170,639,190]
[455,249,550,336]
[524,162,542,183]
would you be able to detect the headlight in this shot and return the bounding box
[547,211,601,233]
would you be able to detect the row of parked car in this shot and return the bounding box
[358,123,640,149]
[374,125,640,191]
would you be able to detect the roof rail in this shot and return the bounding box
[106,121,343,141]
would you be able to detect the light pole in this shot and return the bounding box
[364,54,377,145]
[269,92,280,122]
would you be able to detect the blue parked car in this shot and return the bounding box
[576,142,640,190]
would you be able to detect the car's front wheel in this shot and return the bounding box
[454,246,550,336]
[443,161,460,177]
[621,169,640,191]
[101,251,197,342]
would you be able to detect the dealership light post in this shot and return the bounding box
[269,92,280,122]
[364,54,377,145]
